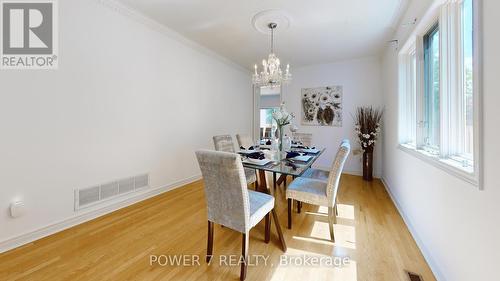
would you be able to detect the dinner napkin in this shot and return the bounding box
[247,152,265,160]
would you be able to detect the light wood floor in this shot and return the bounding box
[0,174,435,281]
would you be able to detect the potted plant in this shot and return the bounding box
[354,106,383,181]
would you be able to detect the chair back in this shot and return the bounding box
[195,149,250,233]
[213,135,235,153]
[326,140,351,206]
[293,133,313,147]
[236,134,254,148]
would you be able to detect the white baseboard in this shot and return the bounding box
[380,177,445,281]
[0,174,202,254]
[342,169,382,178]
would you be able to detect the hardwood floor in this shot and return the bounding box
[0,174,435,281]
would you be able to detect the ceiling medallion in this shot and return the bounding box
[252,11,292,87]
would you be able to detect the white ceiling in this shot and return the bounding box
[118,0,408,69]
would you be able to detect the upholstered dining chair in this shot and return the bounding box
[213,135,257,186]
[286,140,350,242]
[236,133,254,148]
[301,139,351,182]
[292,132,313,147]
[195,150,275,281]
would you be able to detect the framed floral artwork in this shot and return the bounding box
[301,86,342,126]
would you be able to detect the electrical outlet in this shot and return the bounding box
[10,201,26,218]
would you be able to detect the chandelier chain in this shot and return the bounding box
[270,25,274,53]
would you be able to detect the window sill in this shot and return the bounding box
[398,144,479,187]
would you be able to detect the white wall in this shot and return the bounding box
[381,0,500,280]
[0,0,252,251]
[282,57,384,175]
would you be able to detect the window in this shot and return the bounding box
[398,0,481,186]
[423,25,440,152]
[260,108,278,139]
[399,49,417,145]
[462,0,474,161]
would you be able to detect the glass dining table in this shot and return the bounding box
[240,147,325,252]
[242,148,325,187]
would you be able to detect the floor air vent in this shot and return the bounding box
[405,271,423,281]
[75,174,149,210]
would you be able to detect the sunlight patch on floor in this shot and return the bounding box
[307,221,356,249]
[292,235,334,246]
[317,206,329,213]
[304,211,328,217]
[305,204,355,220]
[336,204,355,220]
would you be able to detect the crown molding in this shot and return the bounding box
[95,0,250,74]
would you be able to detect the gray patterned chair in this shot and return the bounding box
[195,149,275,281]
[286,140,350,242]
[236,133,254,148]
[213,135,257,186]
[301,139,351,181]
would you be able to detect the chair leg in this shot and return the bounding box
[271,209,287,252]
[273,172,276,192]
[287,198,292,229]
[333,205,338,224]
[297,201,301,214]
[240,233,249,281]
[264,213,271,243]
[255,172,259,190]
[206,221,214,263]
[328,207,335,242]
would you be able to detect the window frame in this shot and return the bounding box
[398,47,417,146]
[422,23,441,154]
[397,0,482,188]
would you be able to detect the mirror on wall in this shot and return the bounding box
[253,85,282,142]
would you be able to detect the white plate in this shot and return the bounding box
[238,149,257,154]
[301,148,320,154]
[243,158,271,166]
[290,155,313,162]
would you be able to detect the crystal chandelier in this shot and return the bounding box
[252,23,291,87]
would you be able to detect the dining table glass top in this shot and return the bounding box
[240,147,325,177]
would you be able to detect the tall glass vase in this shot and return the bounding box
[277,125,284,152]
